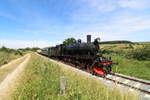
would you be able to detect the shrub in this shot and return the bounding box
[126,47,150,60]
[0,47,24,66]
[101,49,114,54]
[15,50,23,56]
[0,46,9,52]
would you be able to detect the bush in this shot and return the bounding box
[0,47,24,66]
[15,50,23,56]
[126,48,150,60]
[101,45,150,60]
[101,49,114,54]
[100,40,133,44]
[101,49,127,57]
[0,46,9,52]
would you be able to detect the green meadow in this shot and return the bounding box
[0,47,24,67]
[101,42,150,80]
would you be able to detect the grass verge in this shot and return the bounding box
[12,54,138,100]
[0,55,27,82]
[112,55,150,80]
[0,51,23,67]
[101,43,150,80]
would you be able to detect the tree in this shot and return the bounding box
[0,46,9,52]
[63,38,76,45]
[31,47,40,51]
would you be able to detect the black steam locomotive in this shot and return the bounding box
[40,35,114,76]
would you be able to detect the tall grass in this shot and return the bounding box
[101,43,150,80]
[12,54,138,100]
[112,55,150,80]
[0,47,25,67]
[0,55,26,82]
[0,51,22,66]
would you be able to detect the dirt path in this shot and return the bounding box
[0,54,31,100]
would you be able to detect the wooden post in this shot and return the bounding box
[60,76,67,95]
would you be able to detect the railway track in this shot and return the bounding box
[110,72,150,86]
[105,73,150,95]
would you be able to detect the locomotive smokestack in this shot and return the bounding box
[87,35,91,43]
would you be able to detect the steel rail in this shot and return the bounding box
[104,77,150,95]
[110,72,150,85]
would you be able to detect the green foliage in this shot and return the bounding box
[112,55,150,80]
[102,43,150,80]
[14,50,23,56]
[0,52,19,66]
[0,55,26,82]
[0,46,15,53]
[0,46,9,52]
[101,49,114,54]
[101,44,150,61]
[100,40,133,44]
[63,38,76,45]
[0,47,24,66]
[12,54,138,100]
[23,47,40,51]
[129,43,134,49]
[31,47,40,51]
[126,47,150,60]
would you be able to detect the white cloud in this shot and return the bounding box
[83,0,118,12]
[118,0,150,9]
[69,0,119,23]
[69,0,150,23]
[63,0,150,41]
[0,40,51,49]
[65,12,150,41]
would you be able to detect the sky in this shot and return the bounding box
[0,0,150,48]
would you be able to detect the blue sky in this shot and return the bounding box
[0,0,150,48]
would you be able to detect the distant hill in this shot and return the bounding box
[100,40,133,44]
[134,42,150,44]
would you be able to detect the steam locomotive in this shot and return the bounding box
[40,35,115,77]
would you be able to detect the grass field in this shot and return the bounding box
[101,42,150,80]
[0,51,22,67]
[12,54,138,100]
[101,42,150,50]
[0,47,27,67]
[0,55,26,82]
[112,55,150,80]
